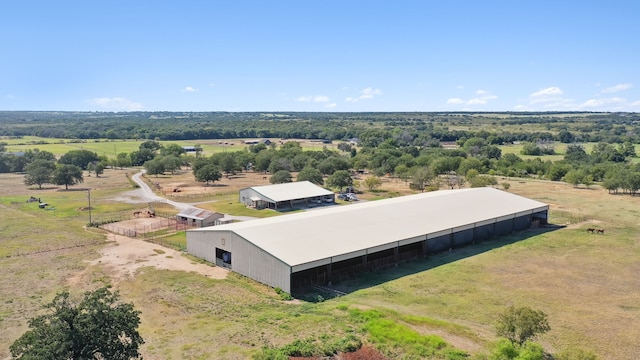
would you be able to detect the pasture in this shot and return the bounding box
[2,136,340,157]
[0,166,639,359]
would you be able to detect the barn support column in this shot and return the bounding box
[327,262,333,286]
[394,243,399,266]
[449,233,454,251]
[362,253,368,270]
[472,224,477,244]
[422,239,428,257]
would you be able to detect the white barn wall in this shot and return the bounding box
[239,188,264,206]
[187,230,292,292]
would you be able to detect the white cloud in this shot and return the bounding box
[467,98,487,105]
[325,103,337,108]
[447,91,497,107]
[631,100,640,107]
[530,87,563,98]
[361,87,382,96]
[346,87,382,102]
[297,95,330,102]
[182,86,198,93]
[601,83,632,93]
[447,98,465,104]
[528,87,567,105]
[456,85,464,89]
[579,97,625,108]
[87,97,143,111]
[513,104,531,111]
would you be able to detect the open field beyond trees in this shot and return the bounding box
[1,163,640,359]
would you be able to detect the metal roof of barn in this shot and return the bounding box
[177,207,220,220]
[191,187,548,268]
[242,181,333,203]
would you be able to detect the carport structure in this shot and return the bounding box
[239,181,334,210]
[188,187,548,294]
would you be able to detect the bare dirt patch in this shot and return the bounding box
[87,233,227,281]
[151,171,273,199]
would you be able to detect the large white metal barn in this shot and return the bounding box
[187,187,548,293]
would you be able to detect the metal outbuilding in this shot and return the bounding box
[239,181,335,210]
[176,207,224,228]
[188,187,548,293]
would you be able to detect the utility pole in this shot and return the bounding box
[87,189,92,225]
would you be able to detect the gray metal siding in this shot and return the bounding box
[495,218,514,235]
[428,234,451,253]
[240,188,267,206]
[514,215,532,231]
[474,223,495,242]
[452,228,474,247]
[187,230,292,293]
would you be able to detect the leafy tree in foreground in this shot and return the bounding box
[24,159,56,189]
[52,164,84,190]
[496,306,550,346]
[490,338,545,360]
[10,286,144,360]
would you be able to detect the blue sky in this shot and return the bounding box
[1,1,639,112]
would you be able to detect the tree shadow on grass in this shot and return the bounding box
[297,225,564,299]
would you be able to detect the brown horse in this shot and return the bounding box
[587,228,595,233]
[133,211,142,218]
[596,229,605,234]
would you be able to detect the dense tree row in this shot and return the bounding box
[1,111,639,146]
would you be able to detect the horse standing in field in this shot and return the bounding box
[587,228,595,233]
[596,229,605,234]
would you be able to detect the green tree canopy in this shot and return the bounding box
[10,286,144,360]
[144,158,166,177]
[410,167,435,192]
[139,140,161,151]
[194,164,222,185]
[270,170,292,184]
[296,166,324,185]
[58,150,99,170]
[129,148,156,166]
[363,175,382,191]
[326,170,352,191]
[160,143,186,157]
[24,159,56,189]
[52,164,84,190]
[495,306,550,346]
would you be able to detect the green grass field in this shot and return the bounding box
[1,168,639,359]
[3,136,340,158]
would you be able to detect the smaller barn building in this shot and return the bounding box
[176,207,224,228]
[239,181,334,210]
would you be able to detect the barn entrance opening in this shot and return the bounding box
[215,248,232,269]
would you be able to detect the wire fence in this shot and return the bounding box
[2,241,104,259]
